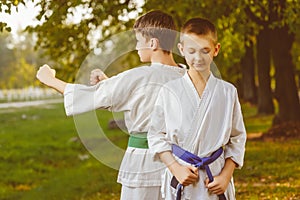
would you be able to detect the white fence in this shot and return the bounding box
[0,87,62,102]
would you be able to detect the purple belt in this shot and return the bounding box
[171,144,226,200]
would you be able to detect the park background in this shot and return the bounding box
[0,0,300,199]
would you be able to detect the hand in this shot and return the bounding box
[36,64,56,86]
[170,163,199,186]
[205,158,236,195]
[205,174,230,195]
[90,69,108,85]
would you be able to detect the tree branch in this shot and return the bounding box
[244,6,268,27]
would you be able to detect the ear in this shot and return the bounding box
[149,38,159,50]
[177,43,184,57]
[213,43,221,57]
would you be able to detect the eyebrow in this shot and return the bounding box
[187,47,211,50]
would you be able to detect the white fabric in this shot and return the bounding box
[64,63,186,188]
[121,185,163,200]
[148,72,247,199]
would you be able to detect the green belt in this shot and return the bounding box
[128,132,148,149]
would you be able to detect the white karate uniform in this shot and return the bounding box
[63,63,186,199]
[148,72,247,200]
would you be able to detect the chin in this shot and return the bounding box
[192,65,209,71]
[193,67,205,71]
[139,57,150,63]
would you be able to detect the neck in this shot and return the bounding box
[188,69,211,84]
[151,51,177,66]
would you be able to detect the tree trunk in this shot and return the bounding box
[271,26,300,124]
[240,40,257,104]
[256,27,274,114]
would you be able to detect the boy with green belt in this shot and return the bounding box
[36,10,186,200]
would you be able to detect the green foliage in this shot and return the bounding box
[284,1,300,33]
[143,0,300,85]
[142,0,256,82]
[4,58,37,88]
[2,0,300,85]
[0,31,49,89]
[0,22,11,32]
[292,34,300,89]
[26,0,140,81]
[0,0,27,32]
[0,32,15,84]
[292,34,300,70]
[0,0,26,13]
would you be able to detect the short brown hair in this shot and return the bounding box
[133,10,177,54]
[180,18,218,45]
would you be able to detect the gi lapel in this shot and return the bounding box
[183,74,218,153]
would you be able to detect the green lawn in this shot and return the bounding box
[241,102,274,134]
[0,104,125,200]
[0,103,299,199]
[234,140,300,199]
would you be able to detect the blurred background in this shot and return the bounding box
[0,0,299,199]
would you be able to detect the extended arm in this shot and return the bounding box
[36,64,67,94]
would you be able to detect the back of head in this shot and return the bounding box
[133,10,177,54]
[181,18,218,45]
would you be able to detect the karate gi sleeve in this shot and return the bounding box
[224,88,247,168]
[148,88,173,158]
[63,70,139,116]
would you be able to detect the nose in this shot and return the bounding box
[194,52,203,62]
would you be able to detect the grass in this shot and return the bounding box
[0,102,299,199]
[234,140,300,199]
[0,104,125,200]
[241,102,274,134]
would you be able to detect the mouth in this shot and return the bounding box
[193,63,204,67]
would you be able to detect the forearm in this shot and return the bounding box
[159,151,179,172]
[48,77,67,94]
[159,151,199,186]
[220,158,236,180]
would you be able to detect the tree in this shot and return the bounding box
[256,27,274,114]
[2,0,299,126]
[245,1,275,114]
[0,0,27,32]
[143,0,248,83]
[240,38,257,104]
[0,32,16,86]
[0,30,47,89]
[144,0,300,127]
[246,0,300,122]
[4,58,37,88]
[25,0,141,81]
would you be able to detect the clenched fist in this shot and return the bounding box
[36,64,66,94]
[36,64,56,86]
[90,69,108,85]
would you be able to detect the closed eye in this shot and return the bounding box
[201,48,211,54]
[187,48,196,54]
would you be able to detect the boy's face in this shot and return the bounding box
[135,32,152,62]
[178,33,220,73]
